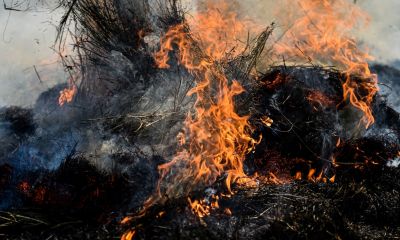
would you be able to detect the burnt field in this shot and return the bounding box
[1,0,399,239]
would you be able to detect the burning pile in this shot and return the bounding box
[0,0,399,239]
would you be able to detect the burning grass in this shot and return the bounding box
[1,0,399,239]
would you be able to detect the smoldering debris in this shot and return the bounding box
[0,0,400,239]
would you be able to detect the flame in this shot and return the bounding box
[188,197,211,218]
[58,77,77,106]
[153,0,262,202]
[154,1,257,68]
[121,217,132,225]
[122,2,376,230]
[307,168,316,180]
[188,194,220,218]
[295,168,336,183]
[295,171,302,180]
[329,175,336,183]
[261,116,273,127]
[267,172,283,185]
[224,208,232,216]
[121,230,136,240]
[273,0,378,128]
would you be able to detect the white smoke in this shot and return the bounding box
[0,2,65,107]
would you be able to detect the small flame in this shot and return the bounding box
[58,77,77,106]
[188,194,220,218]
[329,175,336,183]
[121,217,132,225]
[224,208,232,216]
[188,197,211,218]
[268,172,283,185]
[121,230,136,240]
[307,168,316,180]
[261,116,274,127]
[295,171,302,180]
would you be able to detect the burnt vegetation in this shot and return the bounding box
[0,0,399,239]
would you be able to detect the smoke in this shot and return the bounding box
[0,0,399,107]
[231,0,400,64]
[357,0,400,64]
[0,2,65,107]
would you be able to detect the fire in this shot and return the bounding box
[295,171,302,180]
[121,230,136,240]
[295,169,335,183]
[224,208,232,216]
[273,0,378,128]
[154,1,258,68]
[188,197,211,218]
[188,194,222,218]
[121,217,132,225]
[153,0,263,202]
[58,77,77,106]
[261,116,273,127]
[121,1,377,230]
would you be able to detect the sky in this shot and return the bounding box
[1,0,400,107]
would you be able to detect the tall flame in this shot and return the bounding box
[153,0,260,201]
[273,0,378,128]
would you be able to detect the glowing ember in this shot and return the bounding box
[18,181,31,195]
[306,91,335,107]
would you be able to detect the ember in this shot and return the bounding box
[0,0,399,239]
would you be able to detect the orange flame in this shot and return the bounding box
[188,197,211,218]
[154,1,257,68]
[58,77,77,106]
[125,2,374,229]
[188,194,221,218]
[273,0,378,128]
[121,230,136,240]
[153,0,262,201]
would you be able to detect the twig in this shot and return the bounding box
[33,65,43,84]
